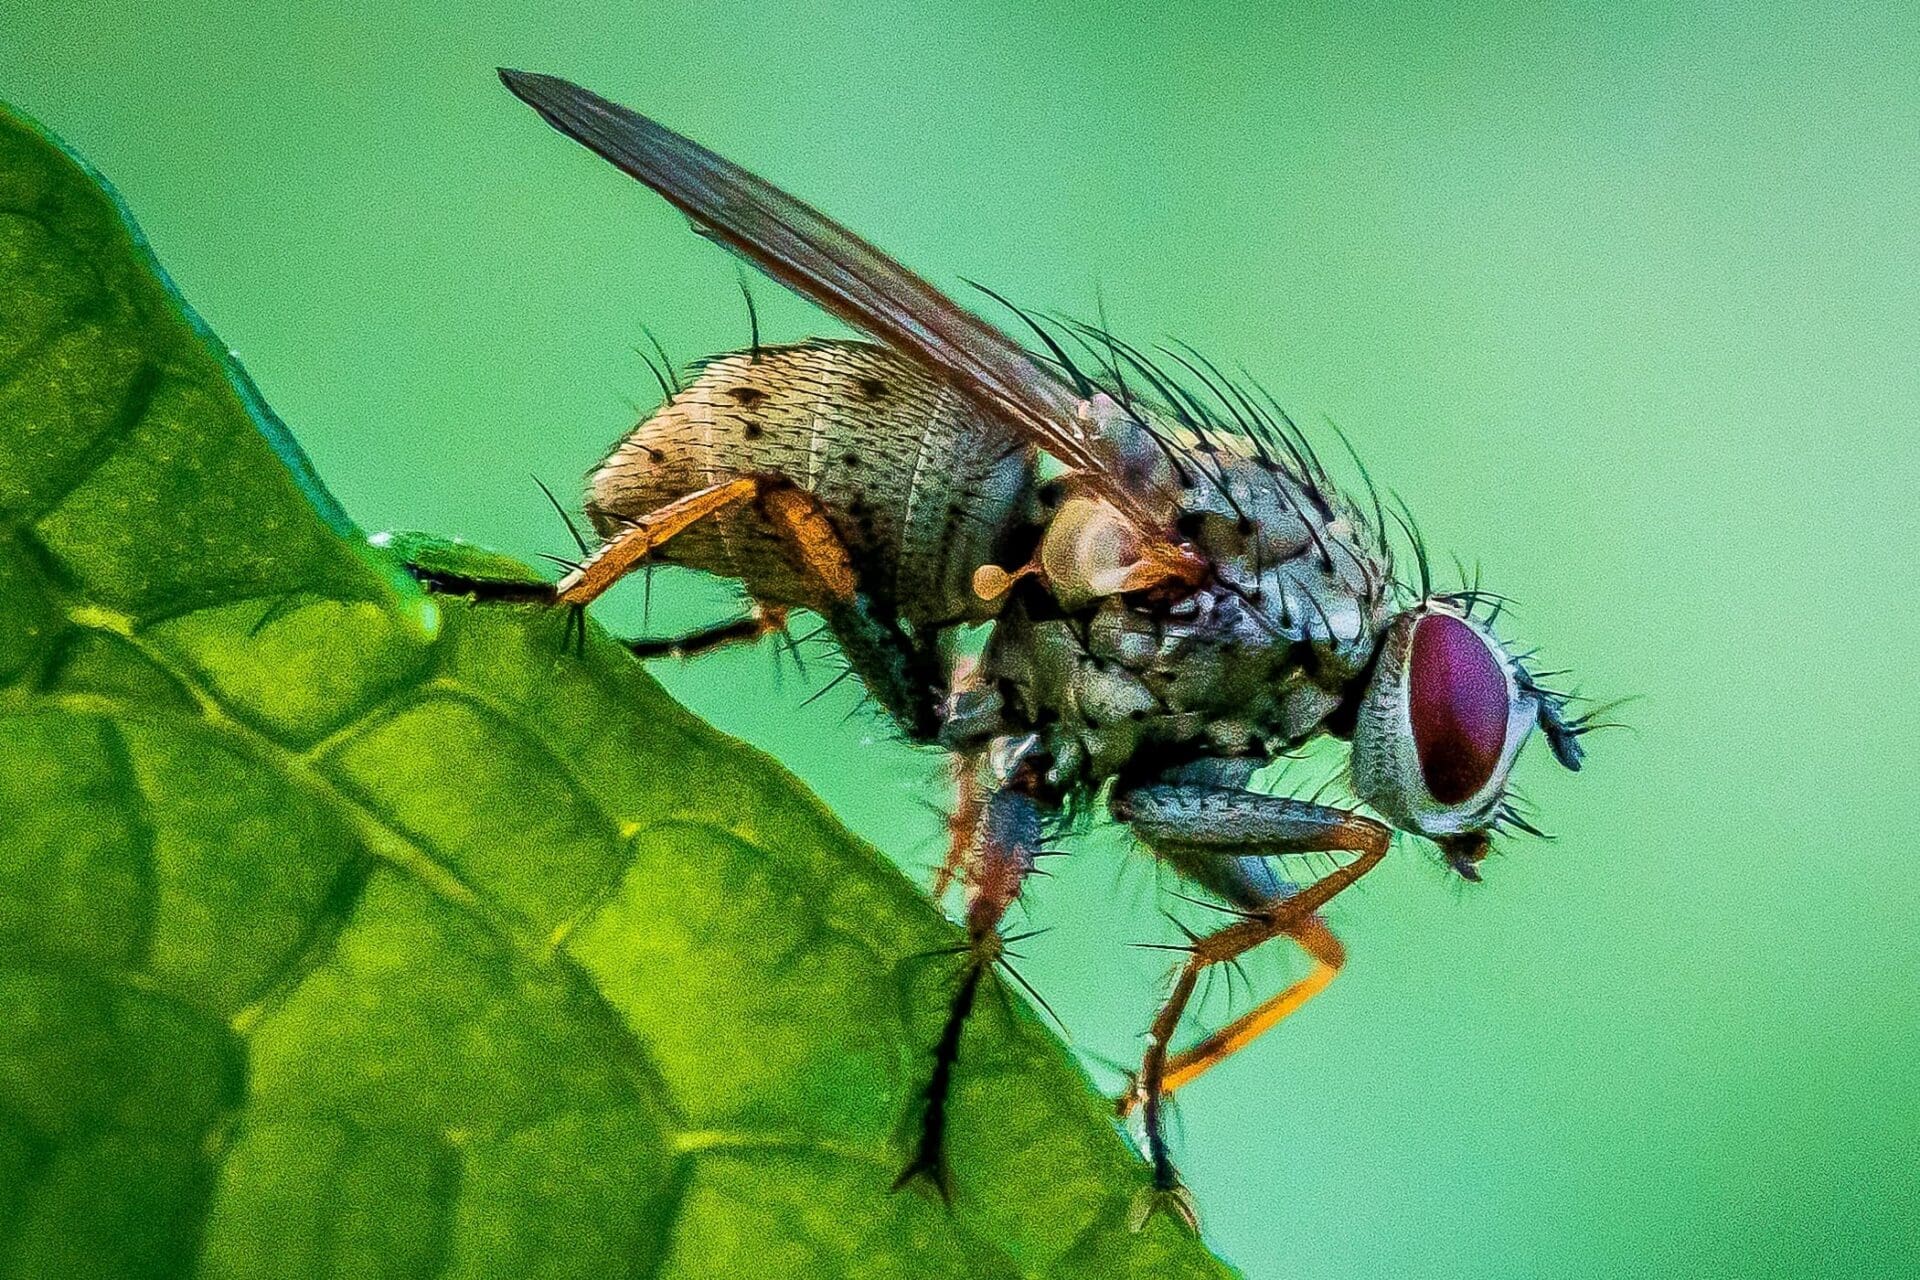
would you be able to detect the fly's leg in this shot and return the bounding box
[932,749,987,899]
[1108,782,1391,1222]
[400,476,773,615]
[405,474,842,609]
[580,475,947,739]
[404,565,557,604]
[626,604,790,660]
[405,474,946,736]
[895,752,1046,1198]
[554,476,770,606]
[1136,917,1344,1102]
[816,594,944,742]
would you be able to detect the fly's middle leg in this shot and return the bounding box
[1109,780,1391,1223]
[895,751,1046,1199]
[932,748,986,899]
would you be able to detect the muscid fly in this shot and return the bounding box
[413,69,1601,1226]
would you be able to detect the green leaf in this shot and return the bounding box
[0,105,1237,1278]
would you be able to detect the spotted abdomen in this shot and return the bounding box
[585,340,1036,626]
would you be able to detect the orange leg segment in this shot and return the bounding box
[933,751,987,899]
[1122,832,1388,1215]
[556,474,859,609]
[1120,917,1345,1113]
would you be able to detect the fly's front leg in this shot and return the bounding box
[896,747,1047,1198]
[1109,781,1391,1218]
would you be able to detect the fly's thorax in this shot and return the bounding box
[961,456,1391,793]
[582,340,1036,624]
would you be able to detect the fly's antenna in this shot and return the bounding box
[1532,687,1636,772]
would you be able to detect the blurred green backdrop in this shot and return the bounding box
[5,2,1916,1276]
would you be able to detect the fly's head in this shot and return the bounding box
[1349,599,1593,879]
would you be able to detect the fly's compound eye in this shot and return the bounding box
[1352,607,1538,841]
[1408,613,1509,805]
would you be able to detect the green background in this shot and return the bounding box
[4,2,1914,1276]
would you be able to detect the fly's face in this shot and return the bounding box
[1350,601,1584,877]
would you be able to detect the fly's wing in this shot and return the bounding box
[498,68,1185,549]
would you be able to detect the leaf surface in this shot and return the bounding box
[0,105,1236,1278]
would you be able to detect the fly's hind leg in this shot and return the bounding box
[932,748,987,899]
[1109,779,1392,1223]
[406,474,945,734]
[626,604,790,660]
[555,476,771,606]
[585,475,948,740]
[400,476,772,627]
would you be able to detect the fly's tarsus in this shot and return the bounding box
[892,959,984,1203]
[404,562,557,606]
[627,605,789,662]
[406,561,587,656]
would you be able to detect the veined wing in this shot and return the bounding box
[498,68,1180,545]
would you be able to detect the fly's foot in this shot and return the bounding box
[386,533,591,656]
[891,958,986,1209]
[390,529,561,609]
[402,560,556,606]
[405,561,585,654]
[1128,1180,1201,1234]
[889,1140,952,1204]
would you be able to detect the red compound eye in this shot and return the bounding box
[1409,613,1509,805]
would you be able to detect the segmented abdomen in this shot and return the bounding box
[585,340,1035,625]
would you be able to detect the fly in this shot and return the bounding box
[412,69,1605,1227]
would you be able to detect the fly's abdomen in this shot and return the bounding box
[585,340,1035,625]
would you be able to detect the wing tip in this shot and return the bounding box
[498,67,568,106]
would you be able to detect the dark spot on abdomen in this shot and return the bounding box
[857,377,888,399]
[729,386,767,408]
